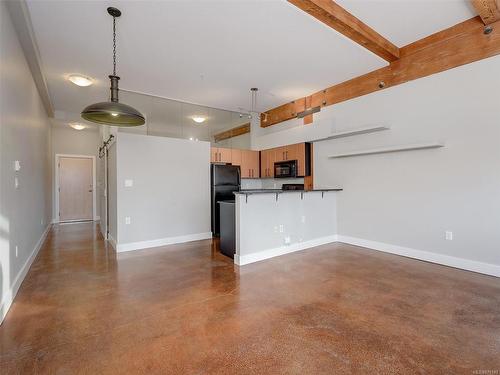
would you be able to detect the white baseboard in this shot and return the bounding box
[108,234,117,250]
[235,235,338,266]
[0,224,51,325]
[116,232,213,253]
[337,235,500,278]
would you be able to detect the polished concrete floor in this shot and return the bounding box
[1,222,499,374]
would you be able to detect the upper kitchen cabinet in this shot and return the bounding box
[241,150,260,178]
[260,148,276,178]
[262,143,310,177]
[211,147,232,163]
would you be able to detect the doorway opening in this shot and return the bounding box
[55,154,96,223]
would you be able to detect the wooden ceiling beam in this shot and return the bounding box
[213,123,250,143]
[261,16,500,128]
[472,0,500,25]
[287,0,400,62]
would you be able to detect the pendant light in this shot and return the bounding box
[81,7,145,126]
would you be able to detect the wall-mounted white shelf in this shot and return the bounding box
[314,125,390,142]
[328,142,445,159]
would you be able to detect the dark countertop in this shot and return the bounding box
[235,188,343,195]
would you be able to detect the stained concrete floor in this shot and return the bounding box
[1,222,499,374]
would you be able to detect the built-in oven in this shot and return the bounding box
[274,160,297,178]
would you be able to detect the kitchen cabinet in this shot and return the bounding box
[231,149,242,166]
[211,147,232,163]
[241,150,259,178]
[260,148,276,178]
[261,143,309,177]
[211,147,259,179]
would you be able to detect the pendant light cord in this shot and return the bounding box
[112,16,117,76]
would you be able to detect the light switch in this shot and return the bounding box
[14,160,21,171]
[125,179,133,187]
[125,217,131,225]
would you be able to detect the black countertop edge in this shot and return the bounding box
[234,189,343,195]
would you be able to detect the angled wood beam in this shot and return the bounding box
[213,123,250,143]
[288,0,400,62]
[261,16,500,128]
[472,0,500,25]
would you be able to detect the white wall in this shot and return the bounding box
[252,55,500,276]
[235,191,338,265]
[51,126,100,222]
[114,133,211,251]
[107,142,117,244]
[0,3,52,322]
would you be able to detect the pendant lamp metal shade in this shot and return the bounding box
[81,8,145,127]
[81,76,145,126]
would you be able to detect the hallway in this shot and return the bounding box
[1,223,499,374]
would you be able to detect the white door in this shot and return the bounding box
[59,157,93,222]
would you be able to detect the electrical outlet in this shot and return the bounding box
[445,231,453,241]
[124,179,133,187]
[274,226,278,233]
[125,217,131,225]
[14,160,21,171]
[279,224,284,233]
[284,236,291,245]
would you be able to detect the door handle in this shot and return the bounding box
[88,189,93,192]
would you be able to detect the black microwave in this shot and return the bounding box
[274,160,297,178]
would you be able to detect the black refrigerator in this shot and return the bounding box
[211,164,240,236]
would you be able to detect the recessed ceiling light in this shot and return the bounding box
[69,122,86,130]
[67,74,94,87]
[111,112,119,117]
[192,116,206,124]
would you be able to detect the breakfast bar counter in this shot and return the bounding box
[233,189,342,265]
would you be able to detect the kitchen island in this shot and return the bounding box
[233,189,342,265]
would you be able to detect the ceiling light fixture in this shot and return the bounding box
[81,7,145,127]
[68,74,94,87]
[69,122,86,130]
[192,116,206,123]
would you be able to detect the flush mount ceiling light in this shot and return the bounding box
[81,7,145,127]
[192,116,206,124]
[68,74,94,87]
[69,122,86,130]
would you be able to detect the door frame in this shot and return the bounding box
[55,154,97,223]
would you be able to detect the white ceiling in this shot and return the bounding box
[26,0,477,121]
[336,0,476,47]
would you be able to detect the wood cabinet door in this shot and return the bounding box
[231,149,242,166]
[274,146,286,163]
[211,147,219,163]
[219,148,232,163]
[240,150,250,178]
[295,143,306,176]
[268,148,277,177]
[248,150,260,178]
[260,150,268,178]
[285,143,299,162]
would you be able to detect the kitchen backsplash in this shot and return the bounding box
[241,178,305,190]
